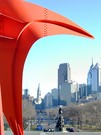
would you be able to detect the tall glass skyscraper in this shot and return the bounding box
[87,61,94,85]
[58,63,71,105]
[58,63,71,89]
[87,62,101,93]
[92,63,101,93]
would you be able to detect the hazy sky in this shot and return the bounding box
[23,0,101,97]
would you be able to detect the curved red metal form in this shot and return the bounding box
[0,0,94,134]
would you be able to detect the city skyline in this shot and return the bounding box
[23,60,101,98]
[23,0,101,97]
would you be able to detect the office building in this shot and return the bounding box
[44,92,53,108]
[51,88,58,106]
[23,88,30,100]
[87,60,94,95]
[59,81,71,106]
[59,80,79,105]
[79,84,87,98]
[71,81,79,102]
[87,60,94,85]
[87,62,101,94]
[58,63,71,89]
[58,63,71,105]
[24,89,29,96]
[92,63,101,93]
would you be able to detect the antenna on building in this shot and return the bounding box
[38,83,40,89]
[92,57,94,66]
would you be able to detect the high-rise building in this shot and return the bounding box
[71,81,79,103]
[44,92,53,108]
[58,63,71,105]
[87,60,94,96]
[92,63,101,93]
[59,81,79,105]
[87,62,101,94]
[79,84,87,98]
[51,88,58,99]
[23,88,30,100]
[24,89,29,96]
[58,63,71,89]
[87,60,94,85]
[59,81,71,106]
[51,88,58,106]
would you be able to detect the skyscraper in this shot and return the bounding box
[87,62,101,94]
[51,88,58,106]
[58,63,71,105]
[59,81,71,106]
[44,92,53,108]
[24,89,29,96]
[23,88,30,100]
[58,63,71,89]
[87,60,94,85]
[92,63,101,93]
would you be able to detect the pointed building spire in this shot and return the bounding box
[37,83,41,97]
[36,83,42,104]
[90,57,94,69]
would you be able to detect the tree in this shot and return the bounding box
[63,104,82,128]
[22,98,36,129]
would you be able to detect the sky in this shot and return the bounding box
[23,0,101,98]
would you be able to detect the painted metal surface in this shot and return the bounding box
[0,0,93,134]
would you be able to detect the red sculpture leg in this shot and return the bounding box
[0,86,4,135]
[0,37,24,135]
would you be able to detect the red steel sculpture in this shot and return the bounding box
[0,0,94,134]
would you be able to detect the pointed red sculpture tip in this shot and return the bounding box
[89,35,94,39]
[36,19,94,39]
